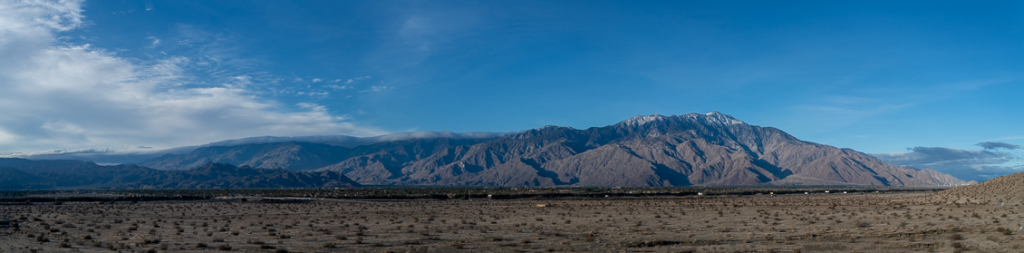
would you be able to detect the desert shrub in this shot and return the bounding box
[195,243,207,248]
[949,234,964,240]
[997,227,1013,236]
[802,243,847,251]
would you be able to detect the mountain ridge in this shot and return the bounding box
[0,158,360,189]
[139,112,970,187]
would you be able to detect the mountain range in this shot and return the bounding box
[128,112,968,187]
[0,159,360,190]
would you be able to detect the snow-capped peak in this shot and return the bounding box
[701,111,744,125]
[617,112,744,127]
[619,114,667,126]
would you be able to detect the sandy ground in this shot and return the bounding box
[2,192,1022,252]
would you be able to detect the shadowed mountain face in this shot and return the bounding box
[141,112,969,187]
[0,159,360,190]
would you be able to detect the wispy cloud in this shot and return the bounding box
[977,141,1021,150]
[791,96,914,127]
[342,75,372,84]
[0,0,385,154]
[939,78,1016,91]
[368,85,393,92]
[321,76,372,92]
[147,36,160,47]
[994,136,1024,141]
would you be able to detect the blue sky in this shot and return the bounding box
[0,0,1022,181]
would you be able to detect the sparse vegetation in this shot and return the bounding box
[1,188,1017,252]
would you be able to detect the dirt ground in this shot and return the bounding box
[2,192,1022,252]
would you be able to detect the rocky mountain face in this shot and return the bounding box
[141,112,969,187]
[0,158,360,189]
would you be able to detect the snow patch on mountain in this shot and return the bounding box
[618,112,745,127]
[618,114,668,126]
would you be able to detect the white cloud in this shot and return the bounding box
[0,0,385,153]
[344,75,371,84]
[296,91,329,97]
[147,36,160,47]
[0,127,17,144]
[0,0,84,32]
[311,78,321,83]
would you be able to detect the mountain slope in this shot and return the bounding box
[123,163,361,189]
[310,113,965,186]
[0,158,360,189]
[0,167,47,189]
[929,171,1024,205]
[140,142,356,171]
[136,112,969,187]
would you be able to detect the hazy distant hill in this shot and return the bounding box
[0,159,359,189]
[122,163,361,189]
[140,142,355,171]
[140,112,969,187]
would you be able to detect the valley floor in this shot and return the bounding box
[1,192,1022,252]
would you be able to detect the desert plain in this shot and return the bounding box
[2,189,1022,253]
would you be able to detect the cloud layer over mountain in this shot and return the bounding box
[0,0,383,154]
[872,143,1023,182]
